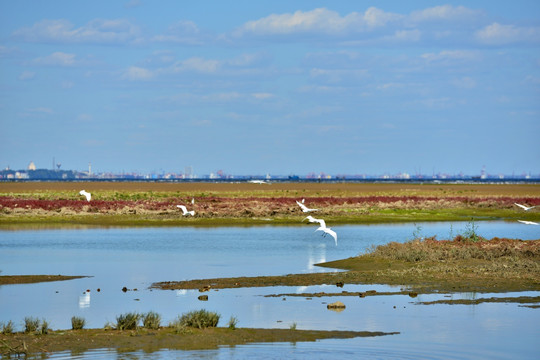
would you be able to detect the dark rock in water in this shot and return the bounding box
[97,288,101,292]
[359,293,366,298]
[122,287,128,292]
[327,301,346,312]
[408,292,418,298]
[336,282,344,288]
[198,295,208,301]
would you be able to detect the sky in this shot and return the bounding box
[1,1,539,177]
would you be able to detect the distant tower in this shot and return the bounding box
[88,162,92,176]
[185,166,193,179]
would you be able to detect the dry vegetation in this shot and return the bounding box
[1,182,539,225]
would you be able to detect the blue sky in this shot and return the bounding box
[1,1,539,176]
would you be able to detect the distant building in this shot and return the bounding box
[28,161,36,171]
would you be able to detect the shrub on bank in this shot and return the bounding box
[142,311,161,330]
[116,312,141,330]
[176,309,220,329]
[71,316,86,330]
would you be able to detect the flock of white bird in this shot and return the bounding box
[77,190,537,246]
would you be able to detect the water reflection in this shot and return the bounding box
[306,243,327,271]
[79,291,90,309]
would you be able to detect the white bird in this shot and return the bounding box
[191,197,195,205]
[315,226,338,246]
[514,203,537,211]
[176,205,195,216]
[79,190,91,202]
[518,220,539,225]
[296,200,318,213]
[303,215,326,228]
[248,180,269,184]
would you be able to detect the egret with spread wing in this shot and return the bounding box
[303,215,326,228]
[296,200,318,213]
[514,203,537,211]
[315,226,338,246]
[79,190,91,202]
[177,205,195,216]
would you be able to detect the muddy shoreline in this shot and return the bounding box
[0,327,398,356]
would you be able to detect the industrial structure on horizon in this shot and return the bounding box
[0,161,538,182]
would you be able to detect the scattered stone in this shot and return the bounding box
[199,285,211,292]
[198,295,208,301]
[97,288,101,292]
[408,292,418,298]
[327,301,346,311]
[122,287,128,292]
[336,282,344,288]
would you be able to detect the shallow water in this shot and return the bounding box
[1,221,539,359]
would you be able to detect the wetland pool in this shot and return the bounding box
[0,221,539,359]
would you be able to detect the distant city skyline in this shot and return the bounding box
[1,1,539,176]
[2,159,538,179]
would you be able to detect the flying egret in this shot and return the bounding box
[176,205,195,216]
[296,200,318,213]
[518,220,539,225]
[514,203,537,211]
[79,190,91,202]
[303,215,326,228]
[315,226,338,246]
[248,180,269,184]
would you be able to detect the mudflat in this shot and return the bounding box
[0,327,398,355]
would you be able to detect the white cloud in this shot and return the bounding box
[123,66,154,81]
[32,52,77,66]
[28,107,54,114]
[310,68,369,83]
[251,93,274,100]
[235,7,402,36]
[19,71,35,80]
[172,57,220,73]
[475,22,540,45]
[409,5,481,23]
[152,20,204,45]
[421,50,480,63]
[13,19,141,44]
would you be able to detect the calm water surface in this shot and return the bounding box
[1,221,539,359]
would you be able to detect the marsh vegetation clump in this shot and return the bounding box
[227,316,238,330]
[142,311,161,330]
[1,320,14,334]
[71,316,86,330]
[366,236,540,263]
[176,309,220,329]
[115,312,141,330]
[23,317,40,334]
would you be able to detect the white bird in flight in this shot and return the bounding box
[79,190,91,202]
[315,226,338,246]
[176,205,195,216]
[303,215,326,228]
[514,203,537,211]
[296,200,318,213]
[518,220,539,225]
[248,180,269,184]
